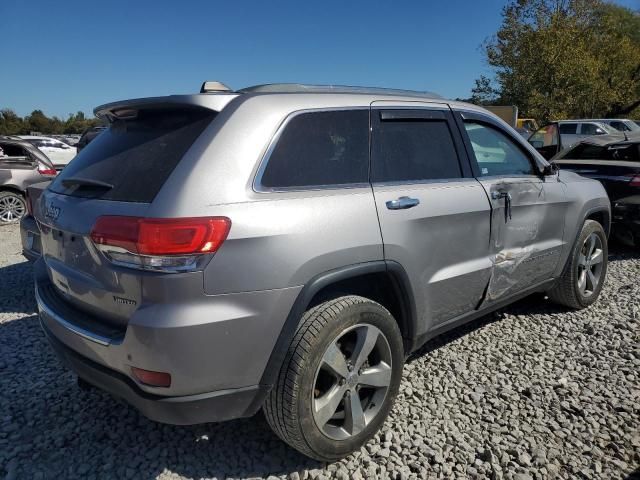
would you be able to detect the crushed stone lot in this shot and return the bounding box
[0,223,638,480]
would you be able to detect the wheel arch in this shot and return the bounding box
[0,185,26,197]
[257,261,417,394]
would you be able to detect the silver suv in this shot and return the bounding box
[32,83,610,460]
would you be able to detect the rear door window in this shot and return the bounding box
[581,123,605,136]
[559,123,578,135]
[49,107,216,202]
[371,110,462,183]
[259,110,369,189]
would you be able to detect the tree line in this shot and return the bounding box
[464,0,640,122]
[0,109,102,136]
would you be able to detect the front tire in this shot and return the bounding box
[263,296,404,461]
[548,220,608,309]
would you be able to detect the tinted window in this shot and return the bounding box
[465,122,534,176]
[50,107,215,202]
[562,143,639,161]
[0,143,29,158]
[559,123,577,135]
[581,123,605,135]
[260,110,369,189]
[609,121,631,132]
[372,115,461,182]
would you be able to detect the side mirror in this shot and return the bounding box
[541,162,559,176]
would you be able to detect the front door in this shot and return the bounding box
[370,102,492,335]
[459,111,567,304]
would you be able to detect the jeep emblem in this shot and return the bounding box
[44,203,61,221]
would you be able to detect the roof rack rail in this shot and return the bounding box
[236,83,442,99]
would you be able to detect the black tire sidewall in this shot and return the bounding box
[572,221,608,307]
[297,300,404,460]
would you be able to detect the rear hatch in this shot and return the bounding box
[36,102,220,330]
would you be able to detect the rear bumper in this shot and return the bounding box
[41,320,266,425]
[34,260,301,423]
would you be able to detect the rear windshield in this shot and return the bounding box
[50,107,216,202]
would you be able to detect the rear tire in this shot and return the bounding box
[263,295,404,461]
[547,220,607,309]
[0,191,26,224]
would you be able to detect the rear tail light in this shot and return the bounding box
[37,163,57,177]
[90,216,231,272]
[627,174,640,187]
[131,367,171,388]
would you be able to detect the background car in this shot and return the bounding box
[0,136,57,224]
[19,135,77,169]
[553,132,640,246]
[528,120,618,159]
[76,126,106,153]
[589,118,640,133]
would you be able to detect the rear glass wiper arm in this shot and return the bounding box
[61,177,114,190]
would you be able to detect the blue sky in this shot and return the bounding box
[1,0,638,118]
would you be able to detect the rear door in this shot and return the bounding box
[370,101,492,333]
[457,110,567,303]
[36,106,217,328]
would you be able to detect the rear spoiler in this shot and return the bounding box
[94,94,238,121]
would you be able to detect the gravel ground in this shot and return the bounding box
[0,222,638,480]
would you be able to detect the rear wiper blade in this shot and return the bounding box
[61,177,114,190]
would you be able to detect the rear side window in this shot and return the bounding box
[372,114,461,183]
[559,123,577,135]
[581,123,606,136]
[50,107,215,202]
[260,110,369,189]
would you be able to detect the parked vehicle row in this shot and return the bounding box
[18,135,77,169]
[0,136,57,223]
[21,82,611,461]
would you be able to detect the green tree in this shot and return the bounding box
[478,0,640,121]
[0,109,102,135]
[0,109,25,135]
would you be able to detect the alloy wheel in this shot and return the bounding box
[312,323,392,441]
[577,232,604,297]
[0,194,26,223]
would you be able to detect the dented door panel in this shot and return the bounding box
[478,177,567,303]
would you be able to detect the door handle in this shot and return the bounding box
[491,190,511,200]
[386,196,420,210]
[491,191,512,221]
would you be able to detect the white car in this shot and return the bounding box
[19,136,76,168]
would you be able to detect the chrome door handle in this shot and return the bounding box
[386,196,420,210]
[491,190,511,200]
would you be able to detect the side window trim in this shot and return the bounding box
[453,109,541,179]
[253,107,371,193]
[370,106,472,186]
